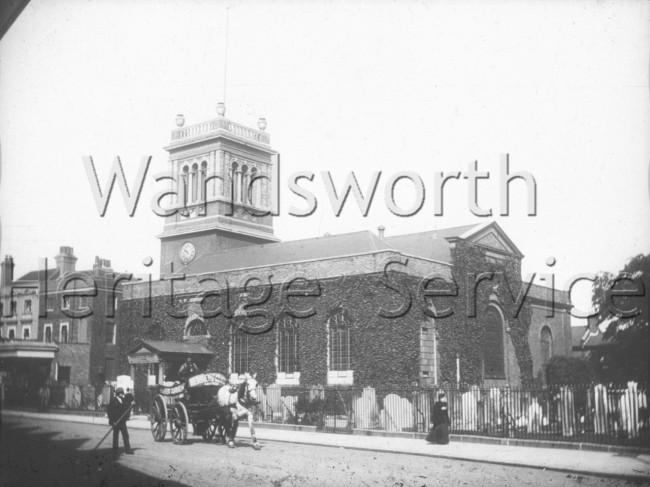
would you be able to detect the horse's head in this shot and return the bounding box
[240,372,259,405]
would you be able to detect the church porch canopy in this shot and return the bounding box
[126,339,214,385]
[126,339,213,365]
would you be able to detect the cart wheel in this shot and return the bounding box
[150,395,167,442]
[202,417,217,442]
[171,402,189,445]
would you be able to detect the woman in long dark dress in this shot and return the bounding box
[427,393,451,444]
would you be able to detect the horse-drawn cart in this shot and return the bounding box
[149,372,227,444]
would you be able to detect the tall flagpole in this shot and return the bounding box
[222,7,230,106]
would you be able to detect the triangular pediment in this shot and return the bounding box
[132,346,152,354]
[460,222,523,258]
[475,232,508,251]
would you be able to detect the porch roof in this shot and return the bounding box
[125,339,213,357]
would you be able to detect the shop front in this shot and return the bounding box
[0,340,58,407]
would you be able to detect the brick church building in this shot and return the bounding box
[118,106,571,404]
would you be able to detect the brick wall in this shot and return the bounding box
[57,343,91,384]
[528,304,572,380]
[119,240,536,398]
[118,270,437,390]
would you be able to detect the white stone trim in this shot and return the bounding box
[276,372,300,386]
[327,370,354,385]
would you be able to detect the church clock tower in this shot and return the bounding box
[159,103,279,277]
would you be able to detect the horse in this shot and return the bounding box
[215,373,260,450]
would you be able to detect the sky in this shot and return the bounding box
[0,0,648,319]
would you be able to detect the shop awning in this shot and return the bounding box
[0,340,58,359]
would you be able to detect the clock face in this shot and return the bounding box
[179,242,196,264]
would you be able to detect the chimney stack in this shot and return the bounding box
[93,256,113,273]
[377,225,385,239]
[1,255,14,289]
[55,246,77,275]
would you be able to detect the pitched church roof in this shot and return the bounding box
[179,221,533,283]
[183,230,393,275]
[384,224,479,263]
[181,223,499,276]
[527,283,570,306]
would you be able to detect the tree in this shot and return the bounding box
[545,356,595,385]
[591,253,649,384]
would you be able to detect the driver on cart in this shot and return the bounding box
[178,357,199,383]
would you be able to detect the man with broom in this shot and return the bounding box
[107,387,134,456]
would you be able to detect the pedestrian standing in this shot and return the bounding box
[427,392,451,444]
[124,388,134,418]
[107,387,134,455]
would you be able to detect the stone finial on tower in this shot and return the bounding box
[378,225,385,239]
[217,102,226,117]
[257,118,267,132]
[175,114,185,128]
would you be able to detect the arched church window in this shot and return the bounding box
[231,161,240,203]
[540,326,553,364]
[231,325,249,375]
[277,314,299,373]
[191,163,198,202]
[185,319,207,336]
[250,167,259,207]
[180,166,189,208]
[241,165,249,205]
[200,161,207,201]
[483,307,505,378]
[328,308,351,371]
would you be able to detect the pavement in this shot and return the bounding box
[3,409,650,482]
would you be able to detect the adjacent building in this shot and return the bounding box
[0,248,125,406]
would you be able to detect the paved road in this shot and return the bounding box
[0,416,644,487]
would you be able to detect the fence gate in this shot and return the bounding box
[320,388,353,434]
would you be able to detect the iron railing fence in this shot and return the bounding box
[2,383,113,412]
[4,381,647,447]
[251,383,649,447]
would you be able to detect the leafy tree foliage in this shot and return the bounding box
[591,253,649,384]
[545,355,596,385]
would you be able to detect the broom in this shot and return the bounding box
[93,402,135,451]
